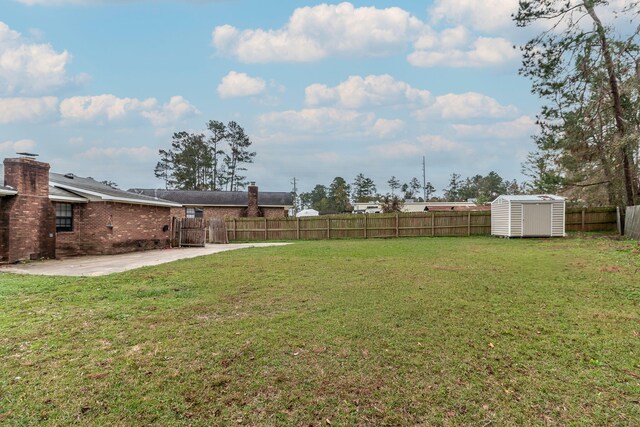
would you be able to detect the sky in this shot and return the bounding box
[0,0,579,195]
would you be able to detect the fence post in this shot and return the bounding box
[616,206,622,235]
[581,208,585,232]
[327,218,331,239]
[364,214,368,239]
[431,212,435,237]
[296,217,300,240]
[264,217,268,240]
[395,214,399,238]
[233,218,236,241]
[468,211,471,236]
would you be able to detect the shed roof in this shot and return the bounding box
[0,185,17,196]
[493,194,564,203]
[50,173,182,207]
[128,188,294,207]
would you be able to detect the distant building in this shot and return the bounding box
[402,201,488,212]
[352,202,382,214]
[129,187,293,220]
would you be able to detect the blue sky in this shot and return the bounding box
[1,0,551,195]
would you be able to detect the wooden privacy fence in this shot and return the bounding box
[222,207,618,242]
[625,205,640,240]
[565,207,618,232]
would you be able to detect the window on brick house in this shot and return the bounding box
[55,203,73,232]
[186,207,203,218]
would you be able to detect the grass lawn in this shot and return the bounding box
[1,236,639,426]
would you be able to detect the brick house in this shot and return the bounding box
[0,157,180,263]
[0,157,293,264]
[49,171,182,258]
[129,186,294,220]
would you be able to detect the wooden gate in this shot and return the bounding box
[208,219,229,244]
[173,217,206,247]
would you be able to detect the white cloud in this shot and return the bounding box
[0,96,58,123]
[414,92,518,120]
[414,25,470,50]
[258,107,375,135]
[140,96,199,126]
[452,115,537,139]
[0,21,77,95]
[429,0,519,32]
[212,2,424,63]
[370,134,464,158]
[305,74,430,109]
[408,37,518,68]
[78,146,156,160]
[59,94,198,126]
[211,2,519,69]
[416,134,462,151]
[60,94,156,122]
[0,139,36,154]
[369,141,423,158]
[217,71,266,98]
[371,118,405,139]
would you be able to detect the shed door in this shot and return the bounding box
[523,203,552,236]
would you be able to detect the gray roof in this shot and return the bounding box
[0,185,17,196]
[50,173,182,207]
[129,188,294,207]
[48,186,88,203]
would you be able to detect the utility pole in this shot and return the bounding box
[422,155,426,201]
[291,177,298,215]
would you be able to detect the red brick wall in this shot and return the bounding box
[0,159,56,263]
[263,207,288,218]
[55,202,172,257]
[170,206,286,220]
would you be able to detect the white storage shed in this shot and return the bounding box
[491,195,565,237]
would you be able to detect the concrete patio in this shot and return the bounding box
[0,243,291,277]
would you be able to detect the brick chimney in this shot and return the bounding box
[4,158,50,196]
[246,182,261,217]
[0,158,56,263]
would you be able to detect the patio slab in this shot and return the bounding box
[0,243,291,277]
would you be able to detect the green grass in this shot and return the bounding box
[1,236,639,425]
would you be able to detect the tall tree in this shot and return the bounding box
[443,173,462,201]
[206,120,227,190]
[424,181,435,200]
[300,184,330,211]
[516,0,640,206]
[154,149,173,189]
[522,150,565,194]
[155,131,213,190]
[351,173,377,202]
[328,177,351,212]
[387,176,401,196]
[409,177,422,199]
[224,121,256,191]
[155,120,256,191]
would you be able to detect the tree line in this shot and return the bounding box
[298,171,523,212]
[154,120,255,191]
[516,0,639,207]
